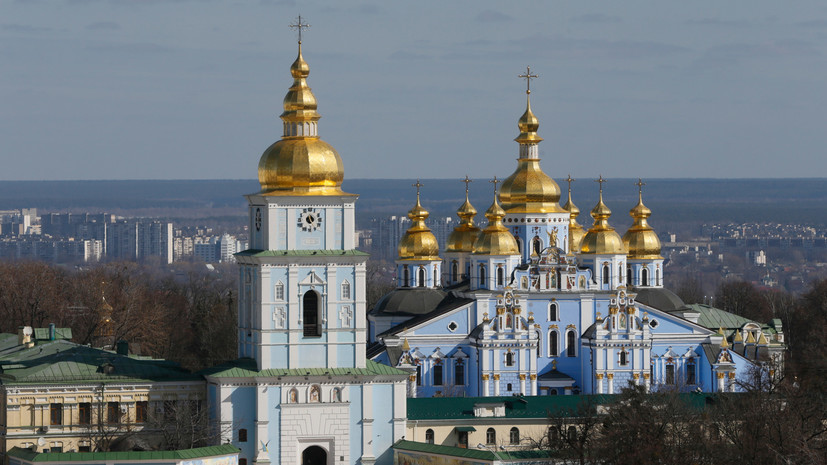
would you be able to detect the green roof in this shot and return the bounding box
[0,338,200,385]
[393,440,553,461]
[7,444,239,463]
[33,327,72,341]
[679,304,755,330]
[236,249,369,258]
[201,358,408,378]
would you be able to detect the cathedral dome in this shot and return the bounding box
[445,184,481,253]
[622,183,663,259]
[398,189,440,260]
[580,180,627,255]
[258,44,347,196]
[499,92,564,214]
[473,193,519,256]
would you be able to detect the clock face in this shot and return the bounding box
[298,208,323,232]
[255,208,262,231]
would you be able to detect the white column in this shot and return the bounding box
[530,375,537,396]
[717,372,725,392]
[254,384,271,464]
[596,375,604,394]
[493,375,500,396]
[483,375,490,396]
[519,375,526,395]
[607,373,614,394]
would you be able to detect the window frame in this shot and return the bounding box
[49,403,62,426]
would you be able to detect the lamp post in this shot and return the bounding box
[477,443,506,464]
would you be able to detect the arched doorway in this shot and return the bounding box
[302,446,327,465]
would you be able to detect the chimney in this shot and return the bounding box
[48,323,56,341]
[18,326,33,346]
[116,340,129,356]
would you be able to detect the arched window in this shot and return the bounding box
[619,349,628,366]
[642,268,650,286]
[567,426,577,441]
[454,361,465,386]
[602,264,610,284]
[510,427,520,445]
[403,265,410,287]
[418,267,426,287]
[496,266,504,287]
[618,265,623,284]
[566,330,576,357]
[479,264,486,287]
[535,330,541,357]
[549,302,558,321]
[665,364,675,385]
[627,267,633,286]
[275,281,285,300]
[548,330,559,357]
[533,236,542,255]
[656,269,661,286]
[505,350,514,367]
[687,360,696,385]
[549,427,559,443]
[425,429,434,444]
[433,364,443,386]
[486,428,496,445]
[515,236,522,254]
[434,267,439,287]
[341,280,351,300]
[303,291,321,337]
[451,261,459,282]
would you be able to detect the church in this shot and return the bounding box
[205,23,785,465]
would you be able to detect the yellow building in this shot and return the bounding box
[0,326,205,460]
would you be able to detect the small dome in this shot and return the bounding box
[446,194,481,253]
[562,179,585,253]
[580,185,627,255]
[398,193,440,260]
[623,186,663,259]
[473,196,519,256]
[257,44,348,196]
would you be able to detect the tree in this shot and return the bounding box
[148,399,225,450]
[714,280,770,322]
[544,396,603,465]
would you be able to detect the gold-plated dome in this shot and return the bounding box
[580,177,627,255]
[562,175,585,253]
[622,180,663,259]
[257,43,349,196]
[499,91,565,214]
[473,181,519,256]
[398,183,440,260]
[446,178,481,253]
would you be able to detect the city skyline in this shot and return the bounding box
[2,1,827,181]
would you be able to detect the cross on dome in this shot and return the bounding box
[566,174,576,191]
[595,175,607,194]
[635,178,646,195]
[412,179,424,200]
[289,15,311,44]
[518,66,539,94]
[490,176,500,196]
[462,175,473,196]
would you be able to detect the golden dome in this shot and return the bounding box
[398,185,440,260]
[473,188,519,256]
[562,176,585,253]
[257,43,349,196]
[580,177,627,255]
[446,180,481,253]
[499,93,565,214]
[622,180,663,259]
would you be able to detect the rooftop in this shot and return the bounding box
[201,358,408,378]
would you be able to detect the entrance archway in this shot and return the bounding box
[302,446,327,465]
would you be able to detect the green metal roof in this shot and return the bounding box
[679,304,755,330]
[0,338,200,385]
[201,358,408,378]
[7,444,239,463]
[393,440,553,461]
[33,327,72,341]
[236,249,369,258]
[455,426,476,432]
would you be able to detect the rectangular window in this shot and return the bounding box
[275,283,284,300]
[78,445,91,453]
[433,365,443,386]
[687,364,696,385]
[50,403,62,426]
[136,401,148,423]
[78,403,91,425]
[107,402,120,424]
[239,428,248,442]
[341,281,351,300]
[454,364,465,386]
[665,365,675,385]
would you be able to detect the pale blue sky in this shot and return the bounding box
[2,1,826,180]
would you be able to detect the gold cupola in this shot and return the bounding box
[398,181,440,260]
[446,177,481,253]
[623,179,663,259]
[257,39,348,196]
[473,178,520,255]
[499,68,565,214]
[580,176,627,255]
[563,175,585,253]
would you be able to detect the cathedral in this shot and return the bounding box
[205,24,785,465]
[365,76,786,398]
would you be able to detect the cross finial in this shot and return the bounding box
[566,174,575,192]
[412,179,424,200]
[635,178,646,195]
[518,66,539,94]
[462,175,473,197]
[289,15,311,44]
[489,176,500,196]
[595,175,607,195]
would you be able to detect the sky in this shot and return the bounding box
[2,1,827,181]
